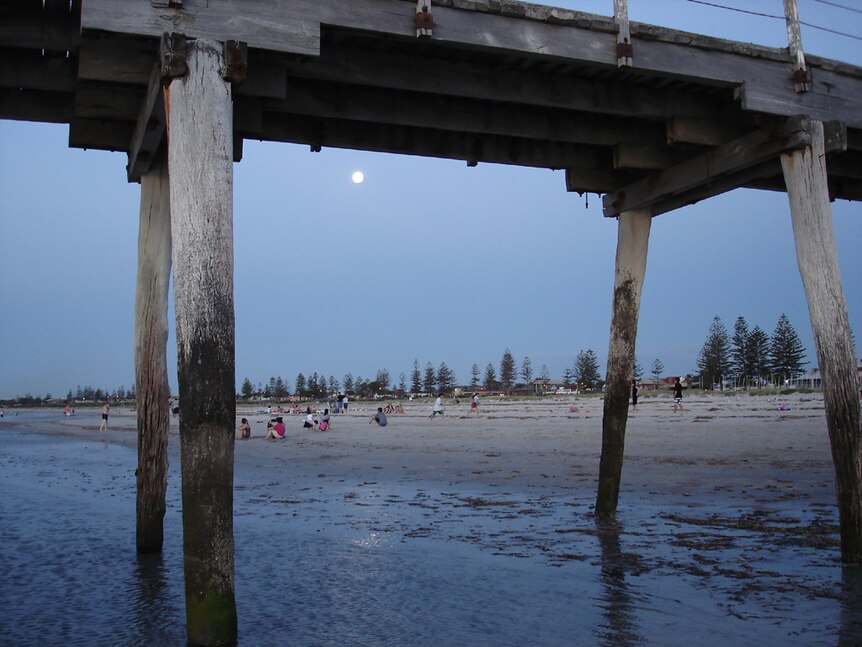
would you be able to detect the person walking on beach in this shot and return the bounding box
[370,407,388,427]
[672,378,684,413]
[468,393,480,416]
[99,402,110,431]
[429,395,444,420]
[631,380,639,412]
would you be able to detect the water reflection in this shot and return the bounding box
[595,519,642,647]
[130,552,184,645]
[839,565,862,646]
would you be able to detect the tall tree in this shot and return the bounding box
[274,376,287,398]
[343,373,354,394]
[500,348,516,393]
[730,316,751,387]
[411,359,422,394]
[318,374,328,396]
[650,358,664,382]
[483,362,498,390]
[375,369,391,391]
[398,372,407,394]
[470,363,480,389]
[423,362,437,393]
[632,356,644,380]
[769,313,808,382]
[697,315,730,389]
[574,350,601,389]
[240,378,253,399]
[328,375,340,395]
[562,366,574,386]
[747,325,771,386]
[437,362,455,393]
[520,356,533,385]
[295,373,307,397]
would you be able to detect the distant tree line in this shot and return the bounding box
[696,313,808,389]
[1,384,135,407]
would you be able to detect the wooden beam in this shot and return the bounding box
[782,120,861,562]
[0,3,79,51]
[603,116,812,217]
[167,38,237,643]
[565,167,637,193]
[266,78,666,148]
[74,84,143,121]
[0,49,77,92]
[280,43,730,122]
[82,0,321,56]
[261,112,611,169]
[596,209,651,519]
[613,143,689,170]
[666,116,749,146]
[127,62,167,182]
[134,151,172,554]
[69,117,133,151]
[0,87,72,122]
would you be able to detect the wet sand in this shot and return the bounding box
[2,393,861,645]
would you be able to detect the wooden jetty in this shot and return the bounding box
[2,1,860,644]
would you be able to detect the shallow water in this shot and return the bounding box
[2,420,862,646]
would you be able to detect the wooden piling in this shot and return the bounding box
[596,209,652,519]
[134,153,171,554]
[167,38,238,644]
[781,120,862,563]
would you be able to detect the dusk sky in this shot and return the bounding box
[1,0,860,399]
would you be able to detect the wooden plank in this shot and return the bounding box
[603,116,812,216]
[666,116,749,146]
[78,36,158,85]
[82,0,321,56]
[68,117,133,151]
[74,84,144,120]
[565,167,637,193]
[781,120,862,562]
[0,5,79,51]
[267,78,666,147]
[279,45,728,121]
[261,112,610,169]
[0,49,77,92]
[0,88,73,123]
[613,143,688,170]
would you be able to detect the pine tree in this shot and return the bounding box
[500,349,516,393]
[375,369,391,391]
[470,363,480,389]
[398,372,407,393]
[650,359,664,382]
[730,316,750,387]
[562,366,574,386]
[241,378,253,399]
[411,360,422,394]
[423,362,437,393]
[747,325,770,386]
[328,375,340,395]
[633,356,644,380]
[295,373,307,396]
[483,362,498,390]
[574,350,601,390]
[769,313,807,383]
[437,362,455,393]
[697,315,730,389]
[520,356,533,385]
[343,373,354,393]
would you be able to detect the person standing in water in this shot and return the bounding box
[99,402,110,431]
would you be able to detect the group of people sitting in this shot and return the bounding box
[239,400,405,440]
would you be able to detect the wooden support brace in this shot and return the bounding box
[603,115,813,217]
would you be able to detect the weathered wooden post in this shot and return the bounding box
[781,119,862,563]
[167,38,238,644]
[596,209,651,519]
[134,154,172,554]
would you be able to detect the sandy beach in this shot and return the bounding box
[1,392,859,645]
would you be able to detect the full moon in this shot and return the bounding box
[351,170,365,184]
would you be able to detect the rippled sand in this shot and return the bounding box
[2,393,859,646]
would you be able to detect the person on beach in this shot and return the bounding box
[64,403,72,417]
[238,417,251,439]
[370,407,388,427]
[342,394,349,413]
[319,409,331,431]
[99,402,110,431]
[631,380,639,411]
[672,378,684,412]
[265,417,285,440]
[468,393,480,416]
[303,409,317,430]
[429,395,444,420]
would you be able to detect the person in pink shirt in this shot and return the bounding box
[265,416,286,440]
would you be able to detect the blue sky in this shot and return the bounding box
[1,0,860,398]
